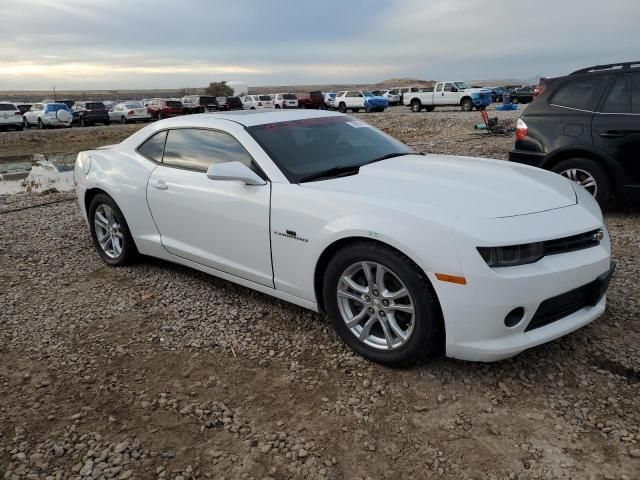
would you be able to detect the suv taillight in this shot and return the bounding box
[516,118,528,141]
[128,110,134,116]
[533,85,544,96]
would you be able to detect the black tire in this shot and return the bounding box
[322,242,442,365]
[88,193,138,266]
[275,104,281,109]
[121,116,127,125]
[23,117,30,129]
[511,97,519,104]
[38,119,45,129]
[410,100,422,113]
[461,98,473,112]
[551,157,612,210]
[158,113,164,120]
[365,106,373,113]
[337,102,347,113]
[80,118,87,127]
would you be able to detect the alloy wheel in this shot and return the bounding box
[337,261,415,350]
[94,204,123,259]
[559,168,597,197]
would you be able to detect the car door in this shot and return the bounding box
[593,74,640,187]
[145,126,273,286]
[26,104,40,123]
[441,83,458,106]
[433,83,445,105]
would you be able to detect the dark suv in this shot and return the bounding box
[73,101,110,127]
[509,61,640,208]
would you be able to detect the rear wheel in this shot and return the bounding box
[323,242,441,365]
[552,157,612,209]
[89,194,138,266]
[275,104,281,109]
[512,97,519,104]
[337,102,347,113]
[120,116,127,124]
[411,100,422,113]
[461,98,473,112]
[38,118,45,129]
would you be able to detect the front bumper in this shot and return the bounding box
[434,204,611,362]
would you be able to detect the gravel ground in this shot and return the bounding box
[1,108,639,480]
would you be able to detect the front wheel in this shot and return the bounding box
[23,117,30,129]
[121,116,127,124]
[323,242,441,365]
[337,103,347,113]
[38,119,46,129]
[552,158,612,210]
[461,99,473,112]
[89,194,138,266]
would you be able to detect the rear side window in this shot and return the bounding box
[138,130,167,162]
[162,129,253,172]
[632,74,640,114]
[600,76,629,113]
[550,77,604,111]
[0,104,16,111]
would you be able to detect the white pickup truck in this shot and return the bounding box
[405,81,489,112]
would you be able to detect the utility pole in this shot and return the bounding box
[53,86,57,101]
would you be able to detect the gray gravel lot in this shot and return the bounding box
[1,107,639,480]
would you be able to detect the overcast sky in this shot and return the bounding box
[1,0,638,90]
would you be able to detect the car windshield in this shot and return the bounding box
[247,116,415,183]
[454,82,471,90]
[45,104,70,112]
[328,93,336,99]
[166,101,182,108]
[259,95,272,101]
[362,91,374,97]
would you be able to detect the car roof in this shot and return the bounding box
[153,109,346,127]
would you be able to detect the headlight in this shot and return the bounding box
[477,243,544,268]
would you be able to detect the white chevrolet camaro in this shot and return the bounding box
[74,110,615,365]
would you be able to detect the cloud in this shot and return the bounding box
[0,0,638,89]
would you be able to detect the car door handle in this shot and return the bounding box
[599,130,624,138]
[150,179,168,190]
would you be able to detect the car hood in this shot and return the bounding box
[301,154,576,219]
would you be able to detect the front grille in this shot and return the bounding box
[543,229,601,256]
[526,281,595,332]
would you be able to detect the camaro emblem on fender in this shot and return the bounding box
[274,230,309,243]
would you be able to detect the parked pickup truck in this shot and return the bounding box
[405,82,491,112]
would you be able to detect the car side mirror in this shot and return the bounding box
[206,161,266,186]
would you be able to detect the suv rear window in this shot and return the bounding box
[550,77,604,111]
[259,95,271,101]
[601,76,629,113]
[86,102,105,109]
[166,101,182,108]
[283,94,296,100]
[0,104,16,111]
[199,97,217,104]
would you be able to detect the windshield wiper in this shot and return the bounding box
[299,165,361,183]
[364,152,419,166]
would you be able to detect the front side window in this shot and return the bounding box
[137,130,167,162]
[436,84,443,92]
[247,116,414,183]
[162,129,253,172]
[632,74,640,114]
[600,76,629,113]
[550,77,604,111]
